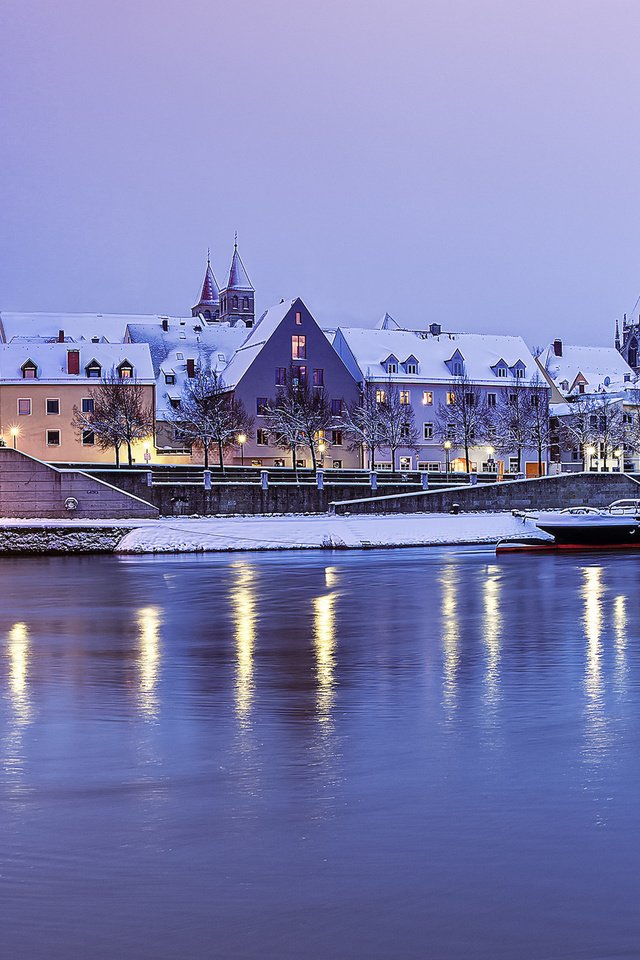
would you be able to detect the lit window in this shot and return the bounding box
[400,390,410,404]
[82,398,94,413]
[46,429,60,446]
[446,392,456,405]
[423,423,434,440]
[292,335,306,359]
[118,363,133,379]
[375,389,386,404]
[422,391,433,405]
[313,368,324,387]
[295,311,302,325]
[46,399,60,415]
[18,399,31,416]
[82,430,95,446]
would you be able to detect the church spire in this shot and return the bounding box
[219,237,255,326]
[191,252,220,320]
[615,316,621,351]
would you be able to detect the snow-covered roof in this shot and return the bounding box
[194,261,220,306]
[224,245,253,291]
[335,328,541,384]
[126,318,249,419]
[0,342,155,383]
[540,342,635,395]
[221,299,296,389]
[0,312,183,345]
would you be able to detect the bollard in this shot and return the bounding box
[203,469,211,491]
[146,471,153,487]
[420,471,429,490]
[261,469,269,490]
[316,468,324,490]
[450,502,460,515]
[370,471,377,491]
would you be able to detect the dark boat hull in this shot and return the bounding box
[535,521,640,546]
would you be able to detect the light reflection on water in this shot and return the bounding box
[2,550,640,960]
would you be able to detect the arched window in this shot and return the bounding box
[232,295,239,309]
[629,338,638,368]
[243,297,249,310]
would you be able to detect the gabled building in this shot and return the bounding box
[333,326,547,474]
[0,342,155,462]
[222,298,360,467]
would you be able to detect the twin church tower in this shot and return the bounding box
[191,241,255,327]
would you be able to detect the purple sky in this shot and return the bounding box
[2,0,640,347]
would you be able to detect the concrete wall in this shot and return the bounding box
[331,471,640,515]
[0,447,158,519]
[82,468,426,515]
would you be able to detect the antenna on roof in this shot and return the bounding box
[234,231,238,249]
[207,247,210,266]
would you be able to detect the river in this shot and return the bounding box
[1,548,640,959]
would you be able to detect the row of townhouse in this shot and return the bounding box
[535,338,640,472]
[0,295,548,473]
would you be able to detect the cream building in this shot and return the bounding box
[0,342,155,463]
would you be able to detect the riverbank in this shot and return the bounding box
[0,512,544,554]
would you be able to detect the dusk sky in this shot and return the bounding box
[2,0,640,348]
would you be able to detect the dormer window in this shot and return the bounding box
[86,360,102,379]
[383,354,399,375]
[21,360,38,380]
[403,355,419,375]
[510,360,526,379]
[117,361,134,379]
[452,361,463,376]
[445,349,465,378]
[406,363,418,375]
[165,373,176,385]
[387,362,398,374]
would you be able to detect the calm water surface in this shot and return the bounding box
[2,548,640,959]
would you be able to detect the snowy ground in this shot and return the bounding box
[114,512,543,553]
[0,512,546,554]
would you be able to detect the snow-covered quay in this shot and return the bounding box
[0,512,541,554]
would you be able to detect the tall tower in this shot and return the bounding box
[191,252,220,320]
[219,239,255,326]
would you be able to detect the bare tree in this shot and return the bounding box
[340,381,386,469]
[264,366,334,471]
[73,371,153,466]
[377,380,420,471]
[588,394,625,471]
[494,383,534,474]
[436,373,490,473]
[557,394,596,470]
[166,368,252,470]
[526,374,551,476]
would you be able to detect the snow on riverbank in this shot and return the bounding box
[114,512,541,554]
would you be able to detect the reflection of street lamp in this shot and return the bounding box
[10,427,18,450]
[237,433,247,465]
[444,439,452,480]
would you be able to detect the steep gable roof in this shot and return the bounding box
[224,244,253,291]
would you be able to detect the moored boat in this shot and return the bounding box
[497,500,640,554]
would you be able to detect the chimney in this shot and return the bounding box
[553,339,563,357]
[161,319,169,332]
[186,358,196,378]
[67,349,80,375]
[58,329,65,343]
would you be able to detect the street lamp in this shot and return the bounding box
[444,439,452,480]
[586,445,596,470]
[10,427,18,450]
[486,445,495,474]
[318,441,326,462]
[237,433,247,465]
[614,448,623,473]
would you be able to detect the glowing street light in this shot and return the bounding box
[444,439,452,480]
[10,427,18,449]
[237,432,247,465]
[318,441,326,460]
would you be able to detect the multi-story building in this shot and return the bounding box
[0,342,155,463]
[333,325,547,474]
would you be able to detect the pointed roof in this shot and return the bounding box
[224,242,253,292]
[195,255,220,307]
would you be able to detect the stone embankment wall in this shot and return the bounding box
[82,470,426,515]
[331,472,640,515]
[0,448,158,519]
[0,525,132,553]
